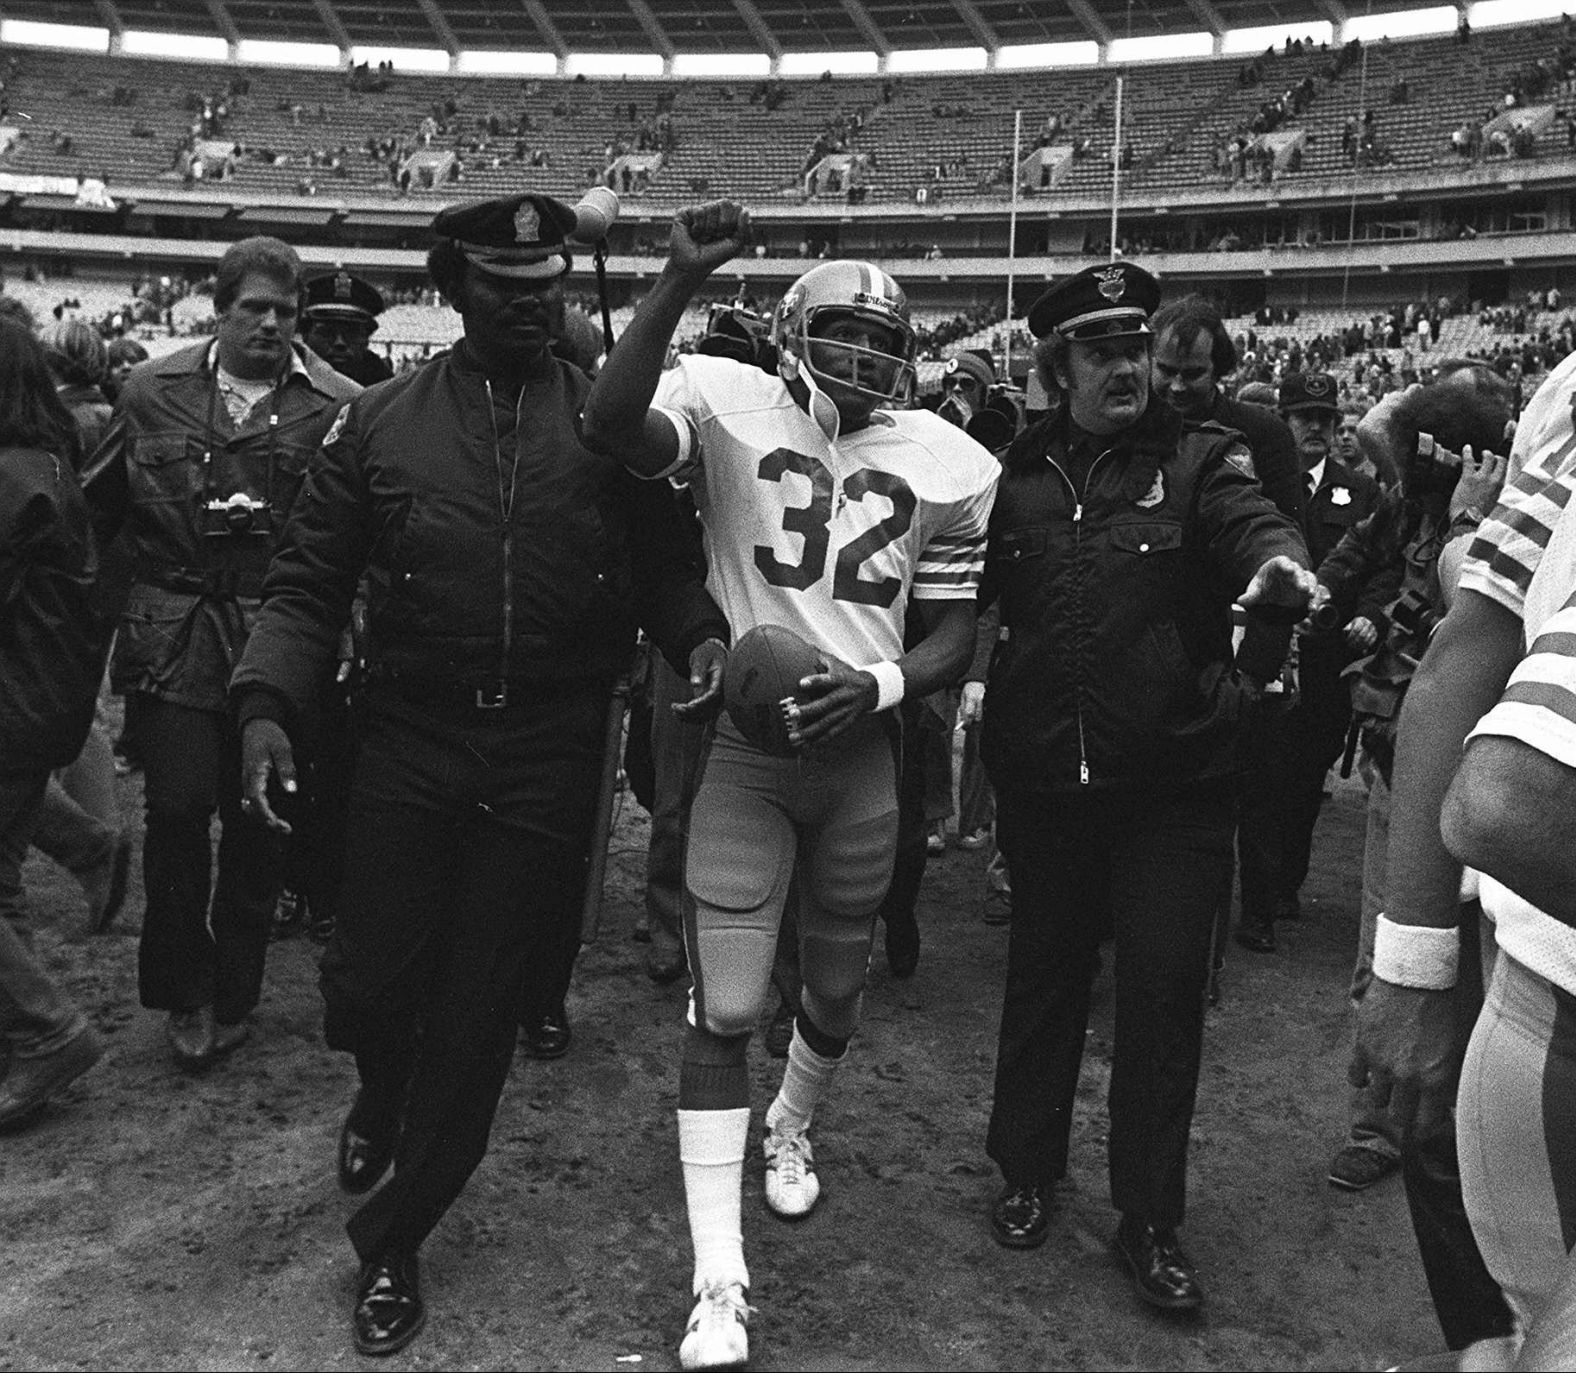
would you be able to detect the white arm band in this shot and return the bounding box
[1372,914,1459,990]
[625,406,697,482]
[863,660,906,713]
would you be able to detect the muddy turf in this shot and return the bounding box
[3,762,1441,1372]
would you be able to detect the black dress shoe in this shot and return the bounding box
[353,1251,425,1356]
[1113,1217,1203,1312]
[990,1182,1051,1249]
[519,1004,572,1060]
[1234,918,1276,954]
[338,1094,397,1195]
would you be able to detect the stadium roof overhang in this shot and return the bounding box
[0,0,1466,63]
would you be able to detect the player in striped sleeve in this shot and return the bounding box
[582,200,999,1371]
[1438,492,1576,1360]
[1353,356,1574,1352]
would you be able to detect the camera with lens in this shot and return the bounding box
[1386,587,1441,642]
[939,378,1026,452]
[1306,597,1345,634]
[203,491,272,538]
[1401,430,1462,506]
[697,303,773,370]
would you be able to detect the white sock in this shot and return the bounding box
[764,1027,844,1137]
[678,1107,751,1295]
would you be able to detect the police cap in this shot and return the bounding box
[1028,262,1162,342]
[1279,371,1341,416]
[302,270,384,329]
[431,193,578,281]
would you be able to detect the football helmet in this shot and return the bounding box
[772,260,917,406]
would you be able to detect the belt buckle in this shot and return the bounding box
[475,684,508,710]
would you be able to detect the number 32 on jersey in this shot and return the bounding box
[754,448,915,609]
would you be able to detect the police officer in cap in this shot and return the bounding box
[232,193,729,1356]
[978,261,1316,1311]
[301,270,394,387]
[1234,372,1379,954]
[282,266,394,951]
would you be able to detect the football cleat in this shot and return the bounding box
[763,1127,821,1219]
[679,1280,751,1371]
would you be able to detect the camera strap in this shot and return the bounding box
[200,351,285,530]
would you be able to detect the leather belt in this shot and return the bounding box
[373,674,589,713]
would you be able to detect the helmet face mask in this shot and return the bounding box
[774,261,916,408]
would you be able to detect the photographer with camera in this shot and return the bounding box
[1310,360,1517,1346]
[83,237,359,1070]
[937,348,1025,454]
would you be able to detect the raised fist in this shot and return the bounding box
[669,200,752,278]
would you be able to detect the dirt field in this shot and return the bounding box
[2,762,1446,1372]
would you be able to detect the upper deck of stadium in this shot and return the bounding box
[0,0,1562,217]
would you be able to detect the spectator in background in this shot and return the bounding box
[39,319,113,456]
[31,317,131,934]
[103,338,149,408]
[0,319,117,1128]
[1336,401,1381,485]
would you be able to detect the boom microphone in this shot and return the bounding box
[571,186,620,243]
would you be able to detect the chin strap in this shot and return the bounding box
[782,365,842,445]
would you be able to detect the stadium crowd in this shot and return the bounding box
[1,176,1575,1372]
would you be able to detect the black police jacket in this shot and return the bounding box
[231,344,727,721]
[980,403,1309,796]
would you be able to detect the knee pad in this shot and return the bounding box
[686,800,789,1041]
[688,970,767,1041]
[686,791,791,917]
[802,810,898,919]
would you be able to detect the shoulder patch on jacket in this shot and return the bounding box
[1223,443,1256,479]
[321,404,350,448]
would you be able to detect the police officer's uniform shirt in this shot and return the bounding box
[652,353,998,666]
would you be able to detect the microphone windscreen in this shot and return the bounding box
[571,186,620,243]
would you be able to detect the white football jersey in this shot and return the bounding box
[652,353,998,667]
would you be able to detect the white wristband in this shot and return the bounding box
[863,660,906,713]
[1372,914,1459,990]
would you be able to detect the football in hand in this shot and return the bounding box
[723,623,825,755]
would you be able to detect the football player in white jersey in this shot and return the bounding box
[583,200,999,1371]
